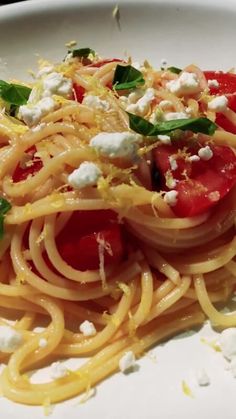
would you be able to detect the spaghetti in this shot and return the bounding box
[0,48,235,406]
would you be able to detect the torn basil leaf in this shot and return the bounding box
[0,80,31,106]
[167,66,182,75]
[70,48,95,58]
[0,197,11,240]
[113,64,145,90]
[128,113,217,136]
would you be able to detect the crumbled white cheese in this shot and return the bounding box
[167,178,177,189]
[42,72,72,97]
[159,100,172,110]
[90,131,142,159]
[126,88,155,116]
[79,320,97,337]
[208,95,228,112]
[50,362,68,379]
[207,79,219,89]
[163,111,189,121]
[196,368,211,386]
[189,154,200,162]
[164,190,178,206]
[19,97,56,126]
[82,95,110,111]
[68,162,101,189]
[166,72,199,96]
[37,66,54,78]
[119,351,136,373]
[228,357,236,378]
[169,156,178,171]
[219,328,236,361]
[198,145,213,161]
[31,122,47,132]
[157,134,171,145]
[0,326,23,353]
[39,338,48,348]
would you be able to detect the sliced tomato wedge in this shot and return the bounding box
[12,146,43,183]
[204,71,236,100]
[56,210,125,271]
[204,71,236,134]
[73,83,86,103]
[153,141,236,217]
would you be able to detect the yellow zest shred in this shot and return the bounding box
[182,380,194,398]
[200,337,221,352]
[42,397,54,416]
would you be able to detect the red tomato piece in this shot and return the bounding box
[12,146,43,183]
[204,71,236,98]
[204,71,236,133]
[153,142,236,217]
[56,210,125,271]
[215,114,236,135]
[73,83,86,103]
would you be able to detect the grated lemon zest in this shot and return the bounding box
[182,380,194,398]
[42,397,54,416]
[200,337,221,352]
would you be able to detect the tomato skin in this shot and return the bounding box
[204,71,236,133]
[73,83,86,103]
[215,113,236,135]
[153,142,236,217]
[204,71,236,98]
[56,210,125,271]
[12,146,43,183]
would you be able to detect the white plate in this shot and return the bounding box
[0,0,236,418]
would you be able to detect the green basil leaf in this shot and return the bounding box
[1,83,31,106]
[167,66,182,75]
[0,197,11,240]
[113,64,145,90]
[127,113,217,136]
[70,48,95,58]
[0,80,9,94]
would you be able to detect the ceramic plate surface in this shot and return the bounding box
[0,1,236,418]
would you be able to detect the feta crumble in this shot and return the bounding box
[37,66,54,78]
[159,100,172,110]
[126,88,155,116]
[164,190,178,206]
[196,368,211,386]
[189,154,200,162]
[39,338,48,348]
[82,95,110,111]
[90,131,142,159]
[0,326,23,353]
[79,320,97,337]
[219,328,236,361]
[157,134,171,145]
[198,145,213,161]
[207,79,219,89]
[208,95,228,112]
[169,156,178,171]
[68,162,102,189]
[19,97,56,126]
[163,111,189,121]
[42,72,72,97]
[166,72,200,96]
[119,351,136,373]
[50,362,68,380]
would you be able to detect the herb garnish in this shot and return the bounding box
[113,64,145,90]
[0,80,31,106]
[127,113,217,136]
[70,48,95,58]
